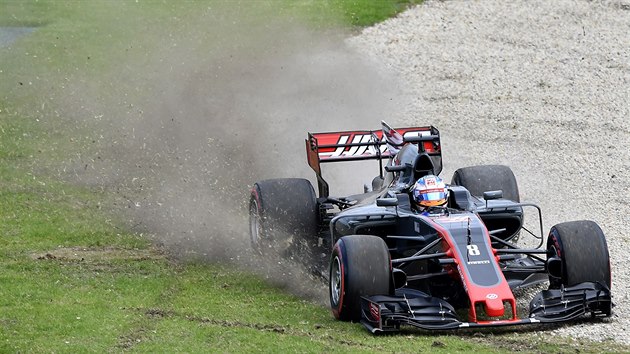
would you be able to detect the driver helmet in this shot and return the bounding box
[412,175,448,208]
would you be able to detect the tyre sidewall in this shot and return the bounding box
[330,242,347,320]
[250,183,272,253]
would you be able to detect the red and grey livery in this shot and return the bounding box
[249,122,612,333]
[356,211,610,332]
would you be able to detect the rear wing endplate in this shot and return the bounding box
[305,126,440,197]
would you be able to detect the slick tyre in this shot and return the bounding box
[546,220,611,289]
[249,178,318,256]
[329,235,391,322]
[451,165,520,202]
[451,165,522,243]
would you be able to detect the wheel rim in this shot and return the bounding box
[330,256,342,306]
[249,199,262,249]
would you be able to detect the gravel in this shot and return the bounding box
[347,0,630,344]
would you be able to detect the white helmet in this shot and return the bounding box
[412,175,448,207]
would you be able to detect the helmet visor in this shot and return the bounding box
[418,189,447,206]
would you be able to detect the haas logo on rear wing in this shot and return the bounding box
[305,123,441,197]
[307,126,439,163]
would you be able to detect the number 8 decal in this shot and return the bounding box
[467,244,480,256]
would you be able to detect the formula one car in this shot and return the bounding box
[248,122,612,332]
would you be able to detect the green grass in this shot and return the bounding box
[290,0,422,27]
[0,0,627,352]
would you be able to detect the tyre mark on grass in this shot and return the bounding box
[123,306,380,350]
[114,283,183,350]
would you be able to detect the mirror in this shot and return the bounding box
[483,190,503,200]
[376,197,398,207]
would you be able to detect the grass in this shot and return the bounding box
[290,0,423,27]
[0,0,627,352]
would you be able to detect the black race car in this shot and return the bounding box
[248,122,612,332]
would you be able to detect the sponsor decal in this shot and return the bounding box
[457,265,468,292]
[318,133,385,159]
[317,130,432,159]
[435,215,471,223]
[421,188,443,194]
[467,259,491,265]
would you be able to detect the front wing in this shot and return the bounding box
[361,282,612,333]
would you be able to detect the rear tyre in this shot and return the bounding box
[329,235,391,322]
[451,165,520,202]
[249,178,318,256]
[546,220,611,289]
[451,165,521,243]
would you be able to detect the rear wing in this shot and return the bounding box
[306,126,441,197]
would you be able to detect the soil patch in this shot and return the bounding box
[32,246,166,262]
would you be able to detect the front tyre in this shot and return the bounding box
[546,220,611,290]
[330,235,391,322]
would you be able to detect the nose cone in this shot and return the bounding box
[484,295,505,317]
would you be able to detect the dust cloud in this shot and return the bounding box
[56,4,401,301]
